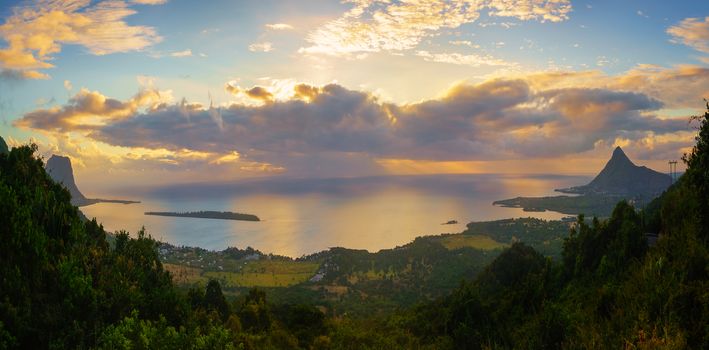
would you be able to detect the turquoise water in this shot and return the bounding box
[80,174,589,257]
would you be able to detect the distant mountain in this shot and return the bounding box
[0,136,8,154]
[46,155,88,204]
[557,146,671,197]
[45,154,139,207]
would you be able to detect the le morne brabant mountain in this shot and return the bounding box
[45,154,139,207]
[494,146,672,217]
[0,105,708,349]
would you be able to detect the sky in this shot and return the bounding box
[1,0,708,191]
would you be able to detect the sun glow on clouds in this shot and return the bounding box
[668,16,709,54]
[15,63,704,180]
[300,0,571,57]
[265,23,294,30]
[0,0,165,79]
[416,50,513,67]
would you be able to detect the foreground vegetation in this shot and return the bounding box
[157,216,574,317]
[1,105,707,348]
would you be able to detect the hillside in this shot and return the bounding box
[557,146,671,197]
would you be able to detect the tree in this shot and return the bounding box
[683,102,709,241]
[204,280,230,321]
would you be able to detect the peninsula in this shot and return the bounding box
[144,211,260,222]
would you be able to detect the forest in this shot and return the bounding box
[0,105,707,349]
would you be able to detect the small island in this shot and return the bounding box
[144,211,260,222]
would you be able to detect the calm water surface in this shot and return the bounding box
[80,174,589,257]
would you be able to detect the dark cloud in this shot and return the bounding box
[16,78,691,174]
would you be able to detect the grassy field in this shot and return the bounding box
[436,234,507,251]
[164,263,206,285]
[165,260,320,288]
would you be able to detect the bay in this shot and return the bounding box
[80,174,589,257]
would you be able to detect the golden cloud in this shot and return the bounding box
[225,83,275,103]
[416,50,513,67]
[301,0,571,56]
[15,88,170,132]
[667,16,709,54]
[0,0,163,78]
[493,64,709,110]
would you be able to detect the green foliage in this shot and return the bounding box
[205,279,231,321]
[463,217,571,258]
[236,288,272,333]
[562,201,646,280]
[683,103,709,241]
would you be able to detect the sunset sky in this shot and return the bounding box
[1,0,708,190]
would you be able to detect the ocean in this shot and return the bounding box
[80,174,589,257]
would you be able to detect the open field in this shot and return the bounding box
[436,234,508,251]
[164,260,319,288]
[164,263,206,285]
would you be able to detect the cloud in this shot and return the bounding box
[300,0,571,56]
[516,64,709,109]
[16,87,170,133]
[667,16,709,54]
[0,68,49,81]
[611,64,709,109]
[486,0,571,22]
[131,0,168,4]
[17,70,695,179]
[265,23,294,30]
[225,83,275,103]
[416,50,513,67]
[0,0,163,78]
[449,40,480,48]
[64,79,73,91]
[170,49,192,57]
[248,42,273,52]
